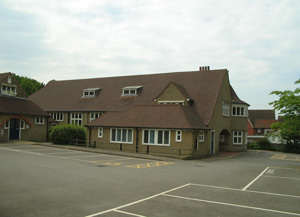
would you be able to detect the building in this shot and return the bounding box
[30,67,249,158]
[0,73,49,142]
[247,109,279,144]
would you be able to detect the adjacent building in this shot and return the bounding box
[30,67,249,158]
[0,73,49,142]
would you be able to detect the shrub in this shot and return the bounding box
[49,124,86,145]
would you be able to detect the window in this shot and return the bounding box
[122,86,142,96]
[20,120,25,129]
[198,131,204,142]
[143,129,170,146]
[8,76,12,84]
[98,128,103,138]
[111,128,133,143]
[233,131,243,144]
[70,112,83,126]
[176,130,182,142]
[232,105,248,117]
[158,101,185,105]
[4,120,9,129]
[82,88,101,98]
[90,112,103,121]
[52,123,57,127]
[52,113,64,121]
[35,117,44,125]
[222,102,230,117]
[1,85,17,96]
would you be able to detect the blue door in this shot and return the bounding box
[9,119,20,140]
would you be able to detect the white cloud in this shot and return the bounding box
[1,0,300,108]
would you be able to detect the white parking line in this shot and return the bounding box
[113,210,146,217]
[85,184,190,217]
[242,167,269,191]
[162,193,300,216]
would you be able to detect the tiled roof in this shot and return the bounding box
[0,96,49,116]
[248,110,276,126]
[86,104,208,130]
[30,69,247,125]
[255,119,278,129]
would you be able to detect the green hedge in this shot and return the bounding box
[49,125,87,145]
[248,138,275,151]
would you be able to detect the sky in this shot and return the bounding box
[0,0,299,109]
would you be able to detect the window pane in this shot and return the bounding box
[117,129,121,141]
[112,129,116,141]
[128,130,132,142]
[164,131,169,144]
[144,130,149,143]
[130,89,136,94]
[150,130,155,144]
[158,131,163,144]
[122,129,127,142]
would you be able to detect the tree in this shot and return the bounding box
[13,74,45,96]
[269,79,300,153]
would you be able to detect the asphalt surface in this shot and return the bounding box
[0,141,299,217]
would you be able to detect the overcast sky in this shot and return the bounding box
[1,0,299,109]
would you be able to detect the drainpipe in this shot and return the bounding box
[136,128,139,153]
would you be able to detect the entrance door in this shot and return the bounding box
[211,131,215,155]
[9,119,20,140]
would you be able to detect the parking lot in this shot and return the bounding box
[0,142,299,217]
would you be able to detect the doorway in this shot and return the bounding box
[9,119,20,140]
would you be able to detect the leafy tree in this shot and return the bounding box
[13,73,44,96]
[269,79,300,153]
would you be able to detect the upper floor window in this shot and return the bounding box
[198,131,204,142]
[8,76,12,84]
[90,112,103,122]
[70,112,83,126]
[158,101,185,105]
[82,88,101,98]
[35,117,44,125]
[222,102,230,117]
[122,86,142,96]
[52,112,64,121]
[232,105,248,117]
[1,85,17,96]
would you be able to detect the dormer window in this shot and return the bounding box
[1,84,17,96]
[82,88,101,98]
[8,76,12,84]
[122,86,142,96]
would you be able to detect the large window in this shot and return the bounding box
[233,131,243,144]
[111,128,133,144]
[222,102,230,117]
[232,105,248,117]
[1,85,17,96]
[143,129,170,146]
[52,112,64,121]
[70,112,83,126]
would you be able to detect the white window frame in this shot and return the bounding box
[35,117,44,125]
[222,101,230,117]
[4,120,10,129]
[233,131,243,145]
[232,105,248,117]
[90,112,103,122]
[142,129,170,146]
[82,88,100,98]
[70,112,83,126]
[52,112,64,121]
[1,84,17,96]
[158,101,185,105]
[98,128,103,138]
[175,130,182,142]
[110,128,133,144]
[122,86,142,96]
[198,131,204,142]
[8,76,12,84]
[20,120,25,129]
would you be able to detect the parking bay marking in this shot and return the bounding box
[126,161,175,168]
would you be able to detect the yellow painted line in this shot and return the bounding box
[91,158,133,163]
[106,162,123,166]
[126,161,175,169]
[270,154,287,160]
